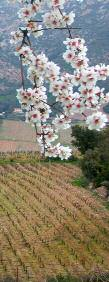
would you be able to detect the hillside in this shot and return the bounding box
[0,160,109,281]
[0,120,72,152]
[0,120,39,152]
[0,0,109,115]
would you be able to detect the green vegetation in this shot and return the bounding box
[81,146,109,187]
[47,273,109,282]
[72,125,109,187]
[0,151,40,165]
[45,155,79,164]
[71,125,102,155]
[47,275,79,282]
[0,151,79,166]
[1,272,109,282]
[71,175,89,188]
[81,127,109,187]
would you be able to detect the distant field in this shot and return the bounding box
[0,120,72,152]
[0,140,39,153]
[0,162,109,281]
[0,120,36,141]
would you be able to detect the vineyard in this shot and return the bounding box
[0,159,109,281]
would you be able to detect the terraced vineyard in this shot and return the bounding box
[0,162,109,281]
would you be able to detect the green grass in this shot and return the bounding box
[44,156,80,165]
[47,276,82,282]
[47,273,109,282]
[71,175,89,188]
[0,152,80,166]
[0,152,39,165]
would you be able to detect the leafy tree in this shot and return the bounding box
[81,128,109,186]
[71,125,102,155]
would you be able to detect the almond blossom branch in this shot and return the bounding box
[9,0,109,159]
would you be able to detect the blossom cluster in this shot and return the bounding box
[8,0,109,159]
[43,9,75,29]
[63,38,88,69]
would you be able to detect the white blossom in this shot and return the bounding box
[86,112,108,130]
